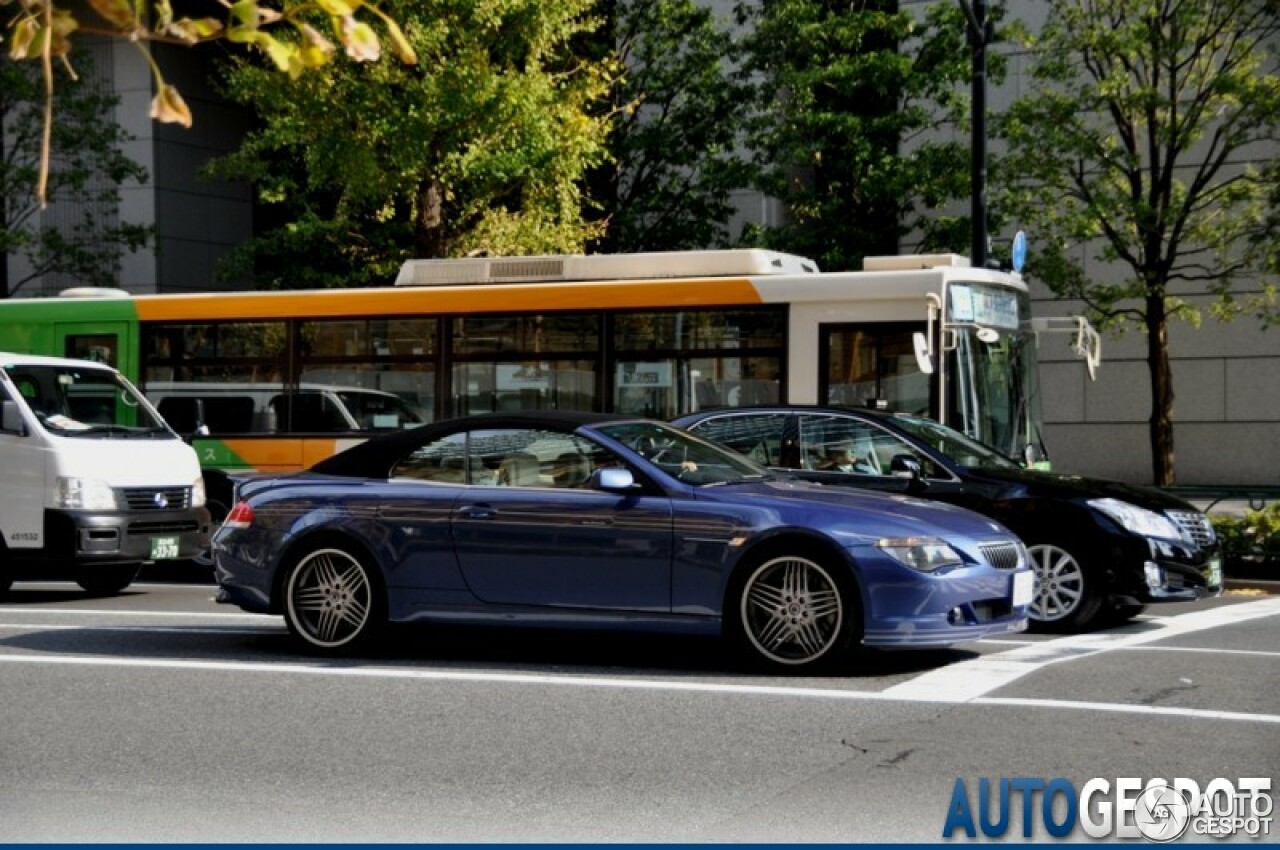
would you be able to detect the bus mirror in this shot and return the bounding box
[2,399,28,435]
[1023,444,1043,468]
[195,424,211,437]
[912,332,934,375]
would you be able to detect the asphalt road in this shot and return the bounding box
[0,583,1276,842]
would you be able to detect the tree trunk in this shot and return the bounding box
[1145,293,1175,485]
[414,177,446,259]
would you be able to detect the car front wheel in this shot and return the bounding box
[1025,542,1103,631]
[283,544,383,652]
[730,553,858,672]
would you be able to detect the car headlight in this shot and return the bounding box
[191,477,206,508]
[55,476,120,511]
[877,537,964,572]
[1088,498,1186,542]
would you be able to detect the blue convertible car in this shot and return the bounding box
[214,412,1032,671]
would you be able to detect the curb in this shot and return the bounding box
[1225,578,1279,595]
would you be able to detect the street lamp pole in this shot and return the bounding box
[958,0,993,269]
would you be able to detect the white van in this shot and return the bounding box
[144,382,426,434]
[0,353,211,595]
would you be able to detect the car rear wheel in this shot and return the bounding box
[730,553,858,672]
[75,563,140,596]
[283,544,383,652]
[1025,543,1102,631]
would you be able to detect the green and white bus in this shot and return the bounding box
[0,249,1100,519]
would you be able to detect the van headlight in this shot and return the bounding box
[55,477,120,511]
[191,477,206,508]
[877,537,963,572]
[1088,498,1186,542]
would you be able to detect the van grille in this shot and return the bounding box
[980,541,1024,570]
[122,487,191,511]
[1166,510,1215,549]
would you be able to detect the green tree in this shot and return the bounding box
[6,0,417,206]
[208,0,616,289]
[0,49,151,298]
[995,0,1280,485]
[734,0,984,271]
[598,0,753,253]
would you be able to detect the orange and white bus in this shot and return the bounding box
[0,249,1099,518]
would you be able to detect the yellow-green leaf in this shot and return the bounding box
[167,17,224,43]
[340,18,381,62]
[8,17,40,61]
[87,0,136,29]
[380,17,417,65]
[150,84,192,128]
[315,0,361,16]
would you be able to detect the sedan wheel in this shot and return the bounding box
[284,545,381,651]
[1025,543,1102,630]
[735,554,854,671]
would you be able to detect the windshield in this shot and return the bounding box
[946,329,1047,463]
[4,364,173,439]
[891,413,1021,470]
[594,421,772,486]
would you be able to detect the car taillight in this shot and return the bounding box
[223,500,255,529]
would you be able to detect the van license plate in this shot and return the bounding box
[150,536,180,560]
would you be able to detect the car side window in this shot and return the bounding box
[685,413,789,467]
[469,428,617,489]
[391,432,473,483]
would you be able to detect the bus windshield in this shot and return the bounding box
[4,364,172,439]
[944,282,1047,464]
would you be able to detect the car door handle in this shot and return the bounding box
[457,504,497,520]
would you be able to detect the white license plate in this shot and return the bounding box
[150,536,180,560]
[1011,570,1034,607]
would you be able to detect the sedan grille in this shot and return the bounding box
[122,487,191,511]
[1165,509,1215,548]
[979,541,1024,570]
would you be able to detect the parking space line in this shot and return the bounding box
[1118,645,1280,659]
[882,596,1280,703]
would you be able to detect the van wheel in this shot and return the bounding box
[727,552,859,673]
[75,563,141,596]
[1025,542,1103,631]
[282,544,384,653]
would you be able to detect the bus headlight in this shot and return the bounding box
[877,537,963,572]
[55,477,120,511]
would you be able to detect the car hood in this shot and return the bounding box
[961,466,1198,511]
[704,478,1014,541]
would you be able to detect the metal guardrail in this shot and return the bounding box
[1161,485,1280,512]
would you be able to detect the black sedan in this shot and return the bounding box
[674,406,1222,631]
[213,411,1032,671]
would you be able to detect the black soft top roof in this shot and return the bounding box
[310,410,639,477]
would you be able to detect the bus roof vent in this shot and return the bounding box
[58,286,132,298]
[395,249,819,286]
[862,254,971,271]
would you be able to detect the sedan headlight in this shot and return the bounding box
[55,476,120,511]
[1088,498,1187,542]
[191,477,206,508]
[877,537,964,572]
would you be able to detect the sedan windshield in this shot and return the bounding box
[4,364,172,439]
[890,413,1021,471]
[594,421,772,486]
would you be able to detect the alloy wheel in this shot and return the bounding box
[1026,543,1085,622]
[740,555,845,667]
[285,547,375,649]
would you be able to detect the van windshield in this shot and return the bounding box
[4,364,173,439]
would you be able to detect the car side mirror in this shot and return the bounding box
[890,454,923,480]
[591,467,638,491]
[2,399,28,436]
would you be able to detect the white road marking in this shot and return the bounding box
[882,596,1280,702]
[0,598,1275,726]
[0,651,1275,725]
